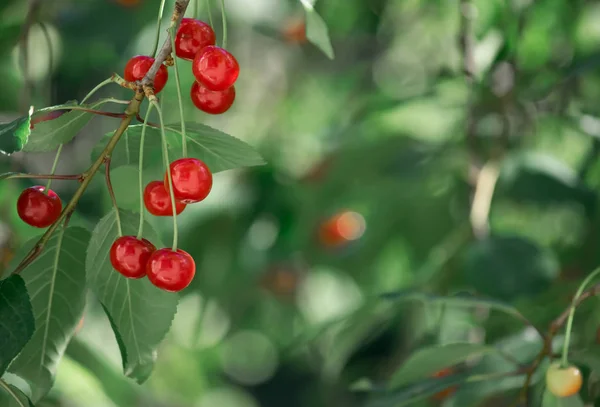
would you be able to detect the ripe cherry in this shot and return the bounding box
[123,55,168,93]
[192,46,239,91]
[146,248,195,292]
[190,81,235,114]
[110,236,156,279]
[144,181,186,216]
[319,211,366,248]
[175,18,216,61]
[165,158,213,204]
[17,186,62,228]
[546,362,582,398]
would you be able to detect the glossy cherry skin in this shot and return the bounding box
[165,158,213,204]
[146,248,195,292]
[190,81,235,114]
[17,186,62,228]
[110,236,156,279]
[123,55,168,93]
[546,362,582,398]
[175,18,216,61]
[192,46,239,91]
[144,181,186,216]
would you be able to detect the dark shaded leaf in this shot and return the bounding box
[463,235,560,300]
[0,276,35,376]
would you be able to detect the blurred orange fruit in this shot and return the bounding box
[431,368,458,401]
[319,211,366,248]
[282,18,307,44]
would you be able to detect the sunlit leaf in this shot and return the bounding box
[0,108,32,156]
[86,210,178,383]
[0,276,35,376]
[8,227,90,402]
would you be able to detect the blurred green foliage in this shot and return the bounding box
[3,0,600,406]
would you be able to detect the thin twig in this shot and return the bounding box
[104,157,123,236]
[1,172,83,182]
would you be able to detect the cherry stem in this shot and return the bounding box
[206,0,214,31]
[560,266,600,368]
[151,99,178,251]
[45,144,63,193]
[1,172,82,181]
[220,0,227,48]
[80,77,117,104]
[168,25,188,157]
[151,0,168,58]
[137,105,155,240]
[104,157,123,237]
[0,378,26,407]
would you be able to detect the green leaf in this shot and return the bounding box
[299,0,334,59]
[85,210,178,383]
[24,100,108,152]
[166,122,266,173]
[0,109,32,156]
[0,380,35,407]
[0,276,35,376]
[542,390,585,407]
[389,343,493,388]
[380,291,531,326]
[366,371,472,407]
[463,235,560,301]
[91,126,163,169]
[8,227,90,402]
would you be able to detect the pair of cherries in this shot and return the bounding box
[122,18,239,115]
[109,236,195,292]
[143,157,212,217]
[109,157,212,292]
[175,18,239,114]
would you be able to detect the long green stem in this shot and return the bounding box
[0,379,26,407]
[206,0,214,30]
[561,266,600,367]
[151,0,168,58]
[45,144,63,193]
[151,100,178,251]
[137,105,154,239]
[168,26,187,157]
[81,77,116,104]
[219,0,227,48]
[105,157,123,236]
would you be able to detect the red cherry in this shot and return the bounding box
[165,158,213,204]
[319,211,366,248]
[190,81,235,114]
[17,186,62,228]
[123,55,168,93]
[175,18,216,61]
[192,46,239,91]
[109,236,156,279]
[144,181,186,216]
[146,248,195,292]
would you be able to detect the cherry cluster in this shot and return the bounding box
[175,18,239,114]
[110,157,213,292]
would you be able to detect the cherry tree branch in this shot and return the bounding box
[141,0,190,88]
[10,0,193,276]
